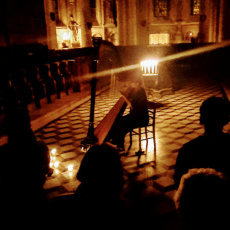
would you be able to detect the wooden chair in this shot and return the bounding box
[128,101,162,163]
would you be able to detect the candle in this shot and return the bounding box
[68,164,73,177]
[68,164,73,172]
[51,149,56,155]
[54,161,59,168]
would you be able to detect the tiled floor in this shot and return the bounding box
[35,78,230,229]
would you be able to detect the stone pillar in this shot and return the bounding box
[43,0,57,49]
[174,24,183,43]
[136,0,149,45]
[199,0,217,43]
[127,0,138,45]
[78,0,92,47]
[116,0,127,45]
[221,0,230,41]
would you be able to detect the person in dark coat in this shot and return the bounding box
[174,96,230,187]
[106,68,149,150]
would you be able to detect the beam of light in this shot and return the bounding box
[78,40,230,82]
[158,40,230,63]
[79,64,139,82]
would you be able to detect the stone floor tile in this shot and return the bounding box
[175,137,190,146]
[59,138,74,146]
[60,145,76,153]
[58,123,70,129]
[43,127,56,133]
[58,128,71,134]
[43,178,61,190]
[62,180,80,193]
[43,132,57,138]
[184,132,200,140]
[166,132,184,140]
[157,136,174,144]
[177,127,193,134]
[58,133,73,139]
[155,176,175,188]
[74,133,86,140]
[165,143,181,152]
[43,138,58,144]
[71,124,85,130]
[161,127,176,133]
[61,151,78,160]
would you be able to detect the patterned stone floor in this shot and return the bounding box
[35,78,230,229]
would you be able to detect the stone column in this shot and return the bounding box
[43,0,57,49]
[136,0,149,45]
[221,0,230,41]
[199,0,217,43]
[116,0,128,45]
[127,0,137,45]
[78,0,92,47]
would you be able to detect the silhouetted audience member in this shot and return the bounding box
[0,87,49,227]
[174,168,230,230]
[50,143,126,227]
[174,96,230,186]
[106,69,149,150]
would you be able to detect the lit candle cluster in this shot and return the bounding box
[49,148,74,177]
[141,59,158,76]
[50,148,59,169]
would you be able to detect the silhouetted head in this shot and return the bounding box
[200,96,230,128]
[174,168,230,229]
[77,143,124,195]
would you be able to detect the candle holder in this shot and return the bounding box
[141,59,159,76]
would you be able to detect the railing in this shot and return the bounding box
[0,46,97,115]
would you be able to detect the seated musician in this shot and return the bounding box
[106,68,149,151]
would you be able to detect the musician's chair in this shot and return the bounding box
[128,101,160,163]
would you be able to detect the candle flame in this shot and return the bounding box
[54,161,59,168]
[51,149,56,155]
[68,164,73,171]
